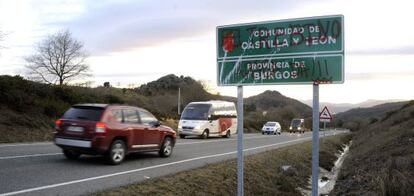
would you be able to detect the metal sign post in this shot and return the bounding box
[312,83,320,196]
[216,15,344,196]
[237,86,244,196]
[320,106,333,137]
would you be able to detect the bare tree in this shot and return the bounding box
[25,29,90,85]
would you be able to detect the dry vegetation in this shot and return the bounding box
[94,134,351,196]
[0,75,311,143]
[0,107,53,143]
[332,101,414,195]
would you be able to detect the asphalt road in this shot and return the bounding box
[0,130,347,196]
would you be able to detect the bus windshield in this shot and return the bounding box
[181,104,211,120]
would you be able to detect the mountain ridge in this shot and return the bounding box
[301,99,406,114]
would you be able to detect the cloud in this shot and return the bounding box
[94,72,163,78]
[347,45,414,56]
[67,0,314,54]
[346,71,414,81]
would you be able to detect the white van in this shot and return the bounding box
[178,101,237,139]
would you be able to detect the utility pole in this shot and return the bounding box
[178,87,181,115]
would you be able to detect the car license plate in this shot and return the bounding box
[66,126,84,132]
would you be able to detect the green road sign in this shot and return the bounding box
[217,15,344,86]
[218,55,343,85]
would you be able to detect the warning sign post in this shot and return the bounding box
[320,106,333,133]
[319,106,333,122]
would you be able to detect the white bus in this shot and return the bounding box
[178,101,237,139]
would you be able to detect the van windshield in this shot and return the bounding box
[265,122,276,127]
[181,104,211,120]
[291,119,302,127]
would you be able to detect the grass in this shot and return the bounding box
[332,102,414,195]
[0,126,53,143]
[0,107,54,143]
[94,134,352,196]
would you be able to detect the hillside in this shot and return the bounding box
[332,100,414,195]
[134,74,227,118]
[334,101,408,131]
[0,74,311,143]
[0,75,150,142]
[302,99,406,114]
[244,90,312,131]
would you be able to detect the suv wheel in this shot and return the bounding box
[159,137,173,157]
[179,134,186,139]
[63,150,81,160]
[201,130,209,139]
[108,140,126,165]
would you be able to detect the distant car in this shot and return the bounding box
[289,118,306,133]
[54,104,176,165]
[261,121,282,135]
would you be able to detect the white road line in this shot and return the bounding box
[0,137,311,196]
[0,142,52,148]
[0,130,345,148]
[176,134,283,145]
[0,132,343,160]
[0,135,286,160]
[0,134,263,148]
[0,153,63,160]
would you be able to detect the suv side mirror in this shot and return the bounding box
[150,121,161,127]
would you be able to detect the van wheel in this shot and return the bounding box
[159,137,173,157]
[107,140,126,165]
[179,134,186,139]
[201,130,209,139]
[223,130,231,138]
[63,150,81,160]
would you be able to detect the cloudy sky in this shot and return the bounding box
[0,0,413,104]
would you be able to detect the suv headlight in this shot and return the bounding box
[289,126,292,130]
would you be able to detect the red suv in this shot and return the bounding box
[54,104,176,165]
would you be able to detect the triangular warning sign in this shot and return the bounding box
[319,106,333,120]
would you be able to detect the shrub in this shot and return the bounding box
[104,94,124,104]
[369,117,378,124]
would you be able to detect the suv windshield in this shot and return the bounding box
[265,122,276,127]
[291,119,302,127]
[62,106,104,121]
[181,104,211,120]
